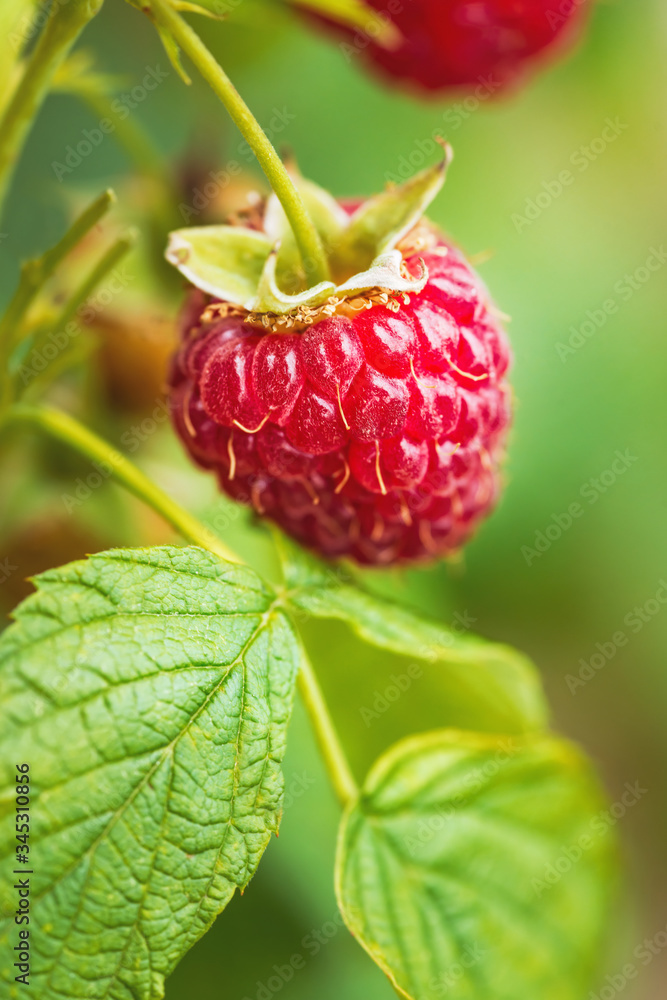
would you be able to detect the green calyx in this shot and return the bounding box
[165,150,451,318]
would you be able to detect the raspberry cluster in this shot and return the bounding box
[169,229,511,565]
[304,0,589,94]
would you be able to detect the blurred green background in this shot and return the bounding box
[0,0,665,996]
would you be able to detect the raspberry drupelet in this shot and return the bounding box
[169,226,511,566]
[300,0,590,95]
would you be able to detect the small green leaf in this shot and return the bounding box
[336,730,617,1000]
[166,225,274,307]
[155,20,192,84]
[276,533,548,734]
[332,154,451,275]
[0,546,300,999]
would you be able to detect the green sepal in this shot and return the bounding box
[165,154,450,317]
[255,248,337,313]
[335,249,427,297]
[166,225,274,307]
[264,174,349,293]
[331,152,451,274]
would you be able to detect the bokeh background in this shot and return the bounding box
[0,0,665,996]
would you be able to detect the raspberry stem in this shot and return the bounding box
[3,404,241,565]
[148,0,332,287]
[0,0,105,220]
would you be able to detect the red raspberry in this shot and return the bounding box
[169,228,511,566]
[302,0,590,95]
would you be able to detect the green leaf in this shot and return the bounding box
[166,225,274,307]
[336,730,617,1000]
[331,155,450,275]
[276,533,548,734]
[0,546,300,999]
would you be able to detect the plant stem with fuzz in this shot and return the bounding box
[0,0,105,217]
[148,0,331,286]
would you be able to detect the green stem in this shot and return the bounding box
[20,232,137,398]
[0,190,115,409]
[0,0,105,218]
[4,404,240,565]
[147,0,331,286]
[297,648,359,808]
[3,400,358,806]
[47,230,136,337]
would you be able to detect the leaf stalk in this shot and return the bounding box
[296,648,359,807]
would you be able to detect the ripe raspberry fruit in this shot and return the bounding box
[166,159,511,565]
[301,0,590,95]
